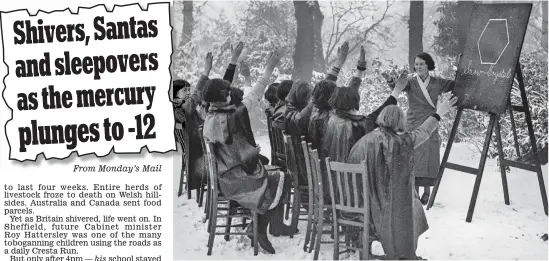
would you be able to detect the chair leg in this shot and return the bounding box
[224,205,232,241]
[186,168,192,200]
[313,210,324,260]
[203,189,210,223]
[207,204,217,255]
[253,213,259,256]
[290,189,300,239]
[333,223,340,260]
[284,191,291,220]
[198,184,205,207]
[241,217,247,229]
[308,217,317,253]
[178,159,185,197]
[303,206,313,252]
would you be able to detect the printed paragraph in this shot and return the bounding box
[3,183,164,261]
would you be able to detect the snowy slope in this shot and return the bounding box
[173,135,548,260]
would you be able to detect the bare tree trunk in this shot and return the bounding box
[180,1,194,49]
[312,1,325,72]
[542,1,548,51]
[409,1,424,69]
[457,1,474,54]
[292,1,315,82]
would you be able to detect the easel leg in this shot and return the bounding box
[466,114,496,222]
[523,103,548,215]
[427,108,463,210]
[516,63,548,215]
[495,116,510,205]
[508,98,521,158]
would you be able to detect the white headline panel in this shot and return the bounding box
[1,3,176,161]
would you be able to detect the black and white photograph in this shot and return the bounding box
[171,1,548,259]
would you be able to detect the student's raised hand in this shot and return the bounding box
[436,95,459,117]
[381,71,393,82]
[204,52,213,76]
[357,46,366,70]
[336,41,349,68]
[394,70,408,92]
[240,61,251,78]
[266,48,282,70]
[231,41,244,63]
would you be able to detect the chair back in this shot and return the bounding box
[282,133,297,177]
[325,158,369,218]
[204,142,219,206]
[198,126,209,185]
[174,123,188,152]
[270,120,287,169]
[265,110,275,161]
[307,144,324,208]
[301,141,315,198]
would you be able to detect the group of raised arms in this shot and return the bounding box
[173,41,458,259]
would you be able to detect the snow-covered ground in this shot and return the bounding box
[173,134,548,260]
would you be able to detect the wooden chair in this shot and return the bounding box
[204,142,259,256]
[270,120,291,219]
[175,123,191,199]
[269,119,287,171]
[197,127,208,208]
[283,134,312,238]
[325,158,370,260]
[299,141,316,252]
[306,144,338,259]
[265,110,276,163]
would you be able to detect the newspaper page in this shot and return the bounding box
[0,1,174,261]
[2,0,548,261]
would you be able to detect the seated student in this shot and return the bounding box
[203,50,295,254]
[309,42,359,151]
[230,86,270,166]
[271,80,293,122]
[175,43,243,194]
[264,83,279,115]
[346,91,457,260]
[173,79,191,124]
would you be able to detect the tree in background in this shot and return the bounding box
[408,1,423,69]
[180,1,194,49]
[292,1,315,82]
[238,1,296,78]
[312,1,325,72]
[323,1,396,68]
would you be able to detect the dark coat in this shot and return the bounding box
[347,124,435,260]
[204,104,285,214]
[349,128,429,260]
[284,103,314,185]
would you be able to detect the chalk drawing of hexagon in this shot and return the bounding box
[477,19,509,65]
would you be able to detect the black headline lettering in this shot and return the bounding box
[14,51,158,79]
[18,120,101,152]
[13,19,85,45]
[54,52,158,80]
[76,86,156,110]
[94,16,158,40]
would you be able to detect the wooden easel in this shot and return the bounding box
[427,62,548,222]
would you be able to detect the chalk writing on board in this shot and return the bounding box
[478,19,509,65]
[461,60,513,84]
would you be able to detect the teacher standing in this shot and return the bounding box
[385,52,455,205]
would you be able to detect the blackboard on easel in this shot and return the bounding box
[453,3,531,114]
[427,3,548,222]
